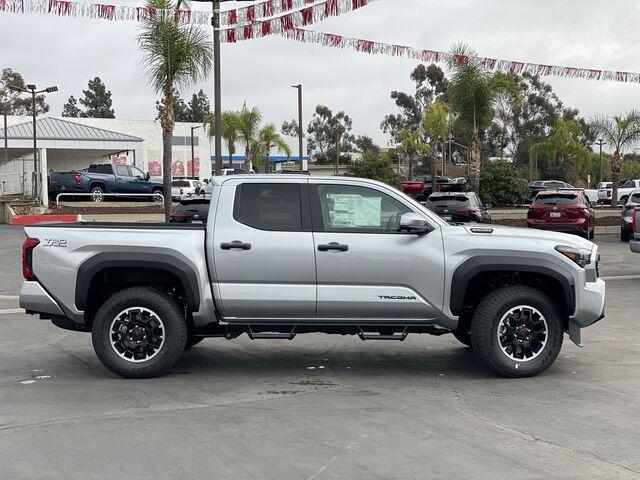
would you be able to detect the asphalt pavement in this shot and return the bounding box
[1,224,640,479]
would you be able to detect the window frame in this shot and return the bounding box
[309,183,415,235]
[232,182,311,232]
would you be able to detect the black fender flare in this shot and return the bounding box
[75,252,200,312]
[449,255,576,316]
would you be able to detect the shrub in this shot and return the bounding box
[479,161,529,206]
[347,150,401,188]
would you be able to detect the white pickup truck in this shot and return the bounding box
[598,179,640,205]
[19,176,606,379]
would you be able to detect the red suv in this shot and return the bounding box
[527,190,595,239]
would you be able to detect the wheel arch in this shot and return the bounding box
[76,252,201,315]
[450,256,576,318]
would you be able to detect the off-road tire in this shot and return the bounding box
[621,229,632,242]
[92,287,187,378]
[470,285,563,378]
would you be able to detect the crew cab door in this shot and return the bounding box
[309,180,445,320]
[211,179,316,320]
[113,164,136,193]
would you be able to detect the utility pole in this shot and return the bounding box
[291,84,303,172]
[335,130,340,176]
[596,138,605,184]
[3,110,7,166]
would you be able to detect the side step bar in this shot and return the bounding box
[247,326,297,340]
[357,326,408,341]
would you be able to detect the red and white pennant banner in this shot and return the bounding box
[273,28,640,84]
[0,0,371,25]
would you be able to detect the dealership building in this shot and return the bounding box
[0,115,308,203]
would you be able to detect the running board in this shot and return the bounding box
[357,326,409,341]
[247,326,297,340]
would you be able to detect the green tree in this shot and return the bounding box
[204,110,240,168]
[307,105,355,165]
[236,103,262,171]
[155,89,190,122]
[479,161,529,207]
[348,150,401,188]
[254,123,291,173]
[354,135,380,155]
[187,89,210,122]
[590,111,640,206]
[396,128,429,179]
[281,119,300,138]
[529,119,591,186]
[138,0,213,221]
[61,95,82,117]
[0,68,49,115]
[423,99,454,182]
[78,77,115,118]
[447,44,517,191]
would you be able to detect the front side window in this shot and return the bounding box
[131,166,146,178]
[313,184,412,233]
[234,183,302,231]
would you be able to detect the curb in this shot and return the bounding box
[10,214,79,225]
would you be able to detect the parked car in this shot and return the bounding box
[170,196,210,224]
[529,180,574,200]
[49,164,163,203]
[171,179,202,201]
[409,175,466,201]
[424,192,491,223]
[527,190,595,239]
[20,176,604,379]
[631,207,640,253]
[598,179,640,205]
[620,190,640,241]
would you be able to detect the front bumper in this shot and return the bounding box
[19,281,65,317]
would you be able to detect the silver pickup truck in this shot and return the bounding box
[20,176,606,379]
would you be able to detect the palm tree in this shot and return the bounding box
[529,119,591,186]
[424,99,453,184]
[204,110,240,168]
[447,44,517,191]
[237,103,262,171]
[254,124,291,173]
[591,111,640,207]
[138,0,213,221]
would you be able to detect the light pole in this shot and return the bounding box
[291,84,303,172]
[192,0,252,177]
[596,138,605,184]
[190,125,201,179]
[7,83,57,201]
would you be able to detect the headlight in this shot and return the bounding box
[555,245,592,268]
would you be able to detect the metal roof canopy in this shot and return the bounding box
[0,117,143,143]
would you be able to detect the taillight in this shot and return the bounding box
[607,191,612,198]
[22,237,39,280]
[180,188,184,195]
[625,204,635,210]
[73,172,81,183]
[634,210,638,234]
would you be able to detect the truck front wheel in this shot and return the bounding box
[470,286,563,378]
[91,287,187,378]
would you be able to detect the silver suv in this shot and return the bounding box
[20,176,605,379]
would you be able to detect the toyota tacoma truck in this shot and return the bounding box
[20,176,605,379]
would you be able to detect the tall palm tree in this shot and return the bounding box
[204,110,240,168]
[237,103,262,171]
[138,0,213,221]
[529,119,591,186]
[591,111,640,207]
[255,124,291,173]
[424,99,453,183]
[447,44,517,191]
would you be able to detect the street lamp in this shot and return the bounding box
[596,138,605,184]
[191,0,253,177]
[7,83,58,200]
[190,125,201,179]
[291,84,304,172]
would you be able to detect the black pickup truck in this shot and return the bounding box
[48,163,163,202]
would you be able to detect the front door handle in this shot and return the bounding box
[318,242,349,252]
[221,241,252,251]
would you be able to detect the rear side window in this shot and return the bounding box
[234,184,303,231]
[535,194,579,205]
[88,165,112,174]
[115,165,130,177]
[172,180,190,187]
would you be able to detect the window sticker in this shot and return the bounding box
[326,193,382,228]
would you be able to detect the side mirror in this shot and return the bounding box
[399,212,432,235]
[145,172,151,181]
[485,203,492,210]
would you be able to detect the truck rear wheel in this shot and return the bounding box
[470,286,563,378]
[91,287,187,378]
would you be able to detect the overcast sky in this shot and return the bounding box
[2,0,640,146]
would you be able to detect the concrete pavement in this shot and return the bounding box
[1,225,640,479]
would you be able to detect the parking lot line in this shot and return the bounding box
[0,308,24,315]
[0,295,19,300]
[601,274,640,281]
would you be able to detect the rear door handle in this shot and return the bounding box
[221,241,252,251]
[318,242,349,252]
